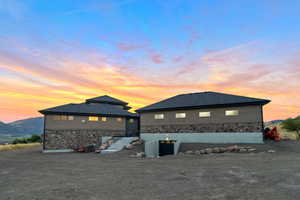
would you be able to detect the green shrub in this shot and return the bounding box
[282,117,300,139]
[12,135,41,144]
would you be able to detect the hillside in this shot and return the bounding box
[0,117,44,135]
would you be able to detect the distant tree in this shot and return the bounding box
[282,117,300,139]
[12,135,41,144]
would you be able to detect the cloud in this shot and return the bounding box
[150,54,164,64]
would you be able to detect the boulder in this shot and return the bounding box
[227,145,238,152]
[248,148,256,152]
[212,147,220,153]
[185,150,194,154]
[205,148,213,154]
[199,150,206,154]
[136,152,145,158]
[195,150,201,155]
[219,147,227,153]
[239,148,247,153]
[268,150,276,153]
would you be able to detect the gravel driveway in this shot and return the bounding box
[1,141,300,200]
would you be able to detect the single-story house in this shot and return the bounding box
[39,95,139,150]
[136,91,270,145]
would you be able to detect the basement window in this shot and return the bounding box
[61,115,68,120]
[199,112,211,117]
[175,113,186,118]
[101,117,107,122]
[117,117,122,122]
[89,116,98,121]
[225,110,239,116]
[68,116,74,120]
[154,114,164,119]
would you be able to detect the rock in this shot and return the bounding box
[195,150,201,155]
[178,152,185,156]
[212,147,220,153]
[205,148,213,154]
[199,150,206,154]
[125,144,134,150]
[185,150,194,154]
[136,152,145,158]
[239,148,247,153]
[248,148,256,152]
[268,150,276,153]
[219,147,227,153]
[227,145,238,152]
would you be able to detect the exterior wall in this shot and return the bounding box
[44,114,127,150]
[140,105,263,133]
[45,115,126,130]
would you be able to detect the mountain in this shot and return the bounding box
[0,117,44,135]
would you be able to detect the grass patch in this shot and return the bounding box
[0,143,41,152]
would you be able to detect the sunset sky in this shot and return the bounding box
[0,0,300,123]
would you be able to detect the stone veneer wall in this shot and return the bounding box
[44,129,124,150]
[141,122,261,133]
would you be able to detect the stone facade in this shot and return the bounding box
[44,129,124,150]
[141,122,261,133]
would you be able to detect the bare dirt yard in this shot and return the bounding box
[1,141,300,200]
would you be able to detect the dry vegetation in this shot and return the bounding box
[266,123,299,140]
[0,143,41,152]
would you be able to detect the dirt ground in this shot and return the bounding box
[1,141,300,200]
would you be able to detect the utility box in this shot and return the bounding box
[159,140,176,156]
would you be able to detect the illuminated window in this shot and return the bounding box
[225,110,239,116]
[101,117,107,122]
[68,116,74,120]
[89,116,98,121]
[61,115,68,120]
[154,114,164,119]
[117,118,122,122]
[53,115,61,120]
[199,112,211,117]
[175,113,186,118]
[129,118,134,123]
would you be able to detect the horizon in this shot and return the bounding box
[1,0,300,123]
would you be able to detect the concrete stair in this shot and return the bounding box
[101,137,139,154]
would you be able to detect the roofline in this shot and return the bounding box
[39,111,139,118]
[136,100,271,113]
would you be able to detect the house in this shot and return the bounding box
[136,91,270,145]
[39,95,139,150]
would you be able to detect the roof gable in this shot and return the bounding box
[86,95,128,105]
[136,91,271,112]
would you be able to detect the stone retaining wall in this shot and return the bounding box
[141,122,261,133]
[44,129,124,150]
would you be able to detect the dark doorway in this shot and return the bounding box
[159,140,176,156]
[125,118,139,137]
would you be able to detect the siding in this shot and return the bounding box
[45,115,126,131]
[140,105,262,126]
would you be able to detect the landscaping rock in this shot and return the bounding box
[125,144,134,150]
[239,148,247,153]
[136,152,145,158]
[199,150,206,154]
[195,150,201,155]
[268,150,276,153]
[227,145,238,152]
[212,147,220,153]
[248,148,256,152]
[219,147,227,153]
[205,148,213,154]
[185,150,194,154]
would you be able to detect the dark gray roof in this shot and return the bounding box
[136,91,270,112]
[86,95,128,105]
[39,103,138,117]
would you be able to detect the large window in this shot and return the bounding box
[53,115,73,120]
[175,113,186,118]
[88,116,98,121]
[101,117,107,122]
[117,117,122,122]
[225,110,239,116]
[53,115,61,120]
[154,114,164,119]
[68,116,74,120]
[199,112,211,117]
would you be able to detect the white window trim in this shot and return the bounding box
[225,110,239,116]
[175,113,186,118]
[154,114,164,119]
[199,112,211,118]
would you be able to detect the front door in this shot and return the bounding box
[125,118,139,137]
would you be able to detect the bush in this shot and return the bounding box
[282,117,300,139]
[12,135,41,144]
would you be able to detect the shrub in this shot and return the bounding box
[12,135,41,144]
[282,117,300,139]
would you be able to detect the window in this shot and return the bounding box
[175,113,186,118]
[154,114,164,119]
[117,117,122,122]
[68,116,74,120]
[89,116,98,121]
[101,117,107,122]
[199,112,211,118]
[225,110,239,116]
[61,115,68,120]
[53,115,61,120]
[129,118,134,123]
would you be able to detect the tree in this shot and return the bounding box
[282,117,300,139]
